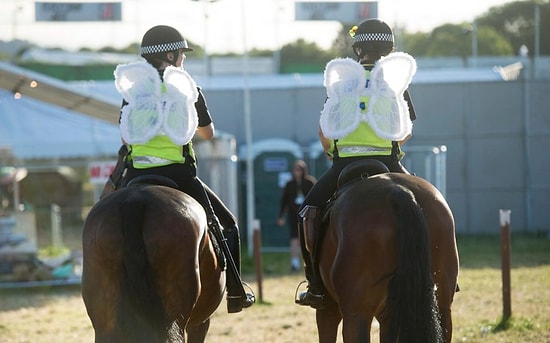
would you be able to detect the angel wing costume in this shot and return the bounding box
[114,61,199,146]
[320,52,417,141]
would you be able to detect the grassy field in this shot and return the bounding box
[0,233,548,342]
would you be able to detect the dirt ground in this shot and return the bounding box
[0,273,376,343]
[2,264,550,343]
[2,232,549,343]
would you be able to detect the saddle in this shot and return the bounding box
[302,159,390,256]
[337,159,390,190]
[324,159,391,220]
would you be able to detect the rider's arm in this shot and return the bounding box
[197,123,215,140]
[195,88,215,140]
[399,90,416,146]
[319,125,331,152]
[399,134,411,146]
[318,125,333,161]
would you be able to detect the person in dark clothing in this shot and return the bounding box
[295,19,417,309]
[277,160,316,272]
[105,25,254,313]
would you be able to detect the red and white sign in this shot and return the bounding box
[88,161,116,184]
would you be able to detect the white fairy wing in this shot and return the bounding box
[119,99,163,144]
[114,61,161,101]
[115,61,163,144]
[162,67,199,145]
[319,58,365,139]
[320,98,361,139]
[365,52,416,141]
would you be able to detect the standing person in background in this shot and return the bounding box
[277,160,316,272]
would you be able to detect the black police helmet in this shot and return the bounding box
[350,19,394,53]
[140,25,193,57]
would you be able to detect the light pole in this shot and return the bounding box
[471,21,478,68]
[240,0,255,255]
[12,1,23,41]
[192,0,218,77]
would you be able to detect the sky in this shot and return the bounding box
[0,0,512,54]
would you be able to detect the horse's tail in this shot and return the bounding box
[386,185,443,343]
[119,190,169,342]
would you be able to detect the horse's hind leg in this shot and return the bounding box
[436,281,456,343]
[341,313,374,343]
[316,302,341,343]
[186,318,210,343]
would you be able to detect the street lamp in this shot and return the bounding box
[191,0,218,77]
[462,22,478,68]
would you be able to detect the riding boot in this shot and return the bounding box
[224,224,256,313]
[295,206,326,309]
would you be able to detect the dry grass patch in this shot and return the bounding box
[0,234,548,342]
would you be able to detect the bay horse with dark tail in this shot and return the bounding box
[306,162,459,343]
[81,182,225,342]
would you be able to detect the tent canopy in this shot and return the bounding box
[0,61,119,124]
[0,89,120,161]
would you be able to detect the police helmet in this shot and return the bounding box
[140,25,193,57]
[350,19,394,54]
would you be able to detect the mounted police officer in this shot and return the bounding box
[104,25,255,313]
[296,19,418,309]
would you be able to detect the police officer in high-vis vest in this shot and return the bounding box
[107,25,255,313]
[295,19,417,309]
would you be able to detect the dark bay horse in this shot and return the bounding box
[311,171,459,343]
[81,183,225,343]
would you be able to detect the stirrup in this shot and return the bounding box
[294,280,308,301]
[227,282,256,313]
[241,281,256,307]
[294,280,325,309]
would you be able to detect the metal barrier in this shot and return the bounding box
[401,145,447,198]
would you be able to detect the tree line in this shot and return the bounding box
[102,1,549,72]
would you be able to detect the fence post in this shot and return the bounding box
[252,219,263,302]
[50,203,63,248]
[499,209,512,320]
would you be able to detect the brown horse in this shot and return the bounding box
[310,169,459,343]
[81,182,225,343]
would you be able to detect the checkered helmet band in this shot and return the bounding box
[140,40,187,55]
[354,32,394,44]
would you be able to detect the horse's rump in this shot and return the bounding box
[82,184,224,342]
[318,173,458,343]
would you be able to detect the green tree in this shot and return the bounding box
[331,23,356,59]
[279,39,336,73]
[475,26,515,55]
[400,31,430,56]
[248,48,274,57]
[476,0,550,55]
[399,23,513,57]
